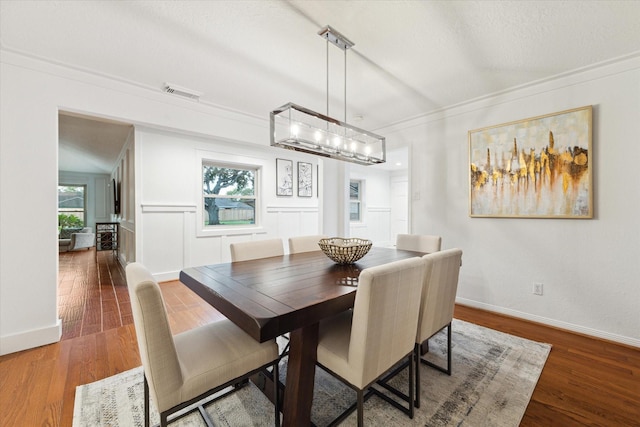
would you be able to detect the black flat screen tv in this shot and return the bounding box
[112,178,120,215]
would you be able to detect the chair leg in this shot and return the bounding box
[357,389,364,427]
[446,323,452,375]
[414,344,421,408]
[408,352,415,419]
[420,323,453,376]
[144,375,150,427]
[273,360,280,427]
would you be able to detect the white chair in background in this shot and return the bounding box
[230,238,284,262]
[288,235,327,254]
[315,257,425,426]
[125,262,280,427]
[396,233,442,253]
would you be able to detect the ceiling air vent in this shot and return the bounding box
[163,83,202,100]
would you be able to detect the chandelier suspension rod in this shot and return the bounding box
[344,47,347,122]
[325,37,349,122]
[326,40,329,117]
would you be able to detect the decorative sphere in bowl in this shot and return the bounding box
[318,237,372,264]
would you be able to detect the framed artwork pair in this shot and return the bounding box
[276,158,313,197]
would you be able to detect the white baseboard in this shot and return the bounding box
[456,297,640,348]
[0,319,62,356]
[155,270,180,283]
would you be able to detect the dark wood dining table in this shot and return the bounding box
[179,246,424,426]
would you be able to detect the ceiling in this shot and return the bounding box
[3,1,639,174]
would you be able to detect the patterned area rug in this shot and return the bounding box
[73,319,550,426]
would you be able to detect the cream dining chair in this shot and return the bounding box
[230,237,289,357]
[125,262,280,427]
[288,235,327,254]
[315,257,425,426]
[396,233,442,253]
[414,248,463,407]
[230,238,284,262]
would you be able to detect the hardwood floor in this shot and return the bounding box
[0,249,638,426]
[58,249,132,339]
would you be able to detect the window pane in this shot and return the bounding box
[202,162,259,228]
[204,197,255,226]
[350,202,360,221]
[203,166,254,196]
[349,181,360,200]
[58,185,85,227]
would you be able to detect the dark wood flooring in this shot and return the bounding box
[0,248,637,426]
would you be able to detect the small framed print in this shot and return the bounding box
[276,158,293,196]
[298,162,312,197]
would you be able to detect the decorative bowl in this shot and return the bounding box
[318,237,372,264]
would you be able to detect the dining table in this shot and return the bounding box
[179,245,424,426]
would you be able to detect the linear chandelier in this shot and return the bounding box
[270,26,385,166]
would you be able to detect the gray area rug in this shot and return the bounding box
[73,319,550,426]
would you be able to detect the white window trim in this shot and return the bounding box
[196,150,266,237]
[350,179,365,223]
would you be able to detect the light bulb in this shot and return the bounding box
[290,124,299,137]
[314,130,322,142]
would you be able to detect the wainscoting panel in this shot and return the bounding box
[140,204,321,280]
[267,205,320,252]
[141,211,185,278]
[350,207,392,246]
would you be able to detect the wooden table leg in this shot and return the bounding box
[282,323,319,427]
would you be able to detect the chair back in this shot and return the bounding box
[125,262,182,413]
[348,257,425,388]
[396,234,442,253]
[288,235,327,254]
[417,248,463,343]
[230,238,284,262]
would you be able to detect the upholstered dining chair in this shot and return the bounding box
[315,257,425,426]
[395,233,442,253]
[413,248,463,407]
[229,238,289,357]
[288,235,327,254]
[230,238,284,262]
[125,262,280,427]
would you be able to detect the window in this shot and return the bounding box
[203,163,257,227]
[350,180,362,222]
[58,185,86,227]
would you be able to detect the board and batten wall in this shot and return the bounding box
[131,126,326,282]
[380,54,640,347]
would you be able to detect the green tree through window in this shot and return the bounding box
[58,185,86,227]
[203,165,256,226]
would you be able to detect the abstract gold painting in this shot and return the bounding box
[469,106,592,218]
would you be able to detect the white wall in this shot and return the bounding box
[381,55,640,346]
[110,130,136,266]
[349,164,394,246]
[0,50,331,354]
[2,46,638,354]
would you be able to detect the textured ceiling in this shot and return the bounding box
[2,1,640,173]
